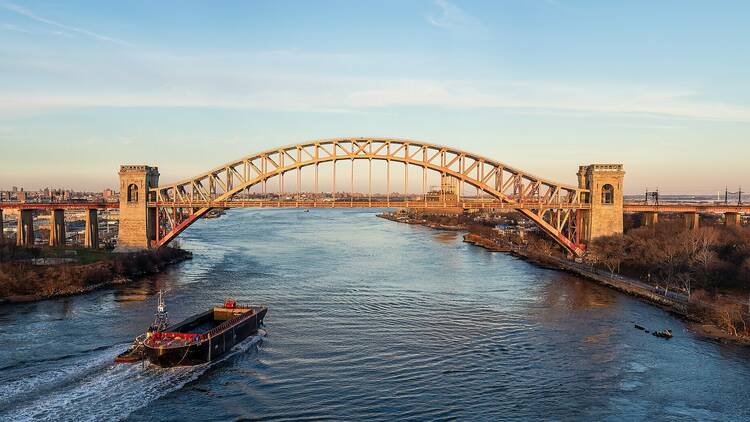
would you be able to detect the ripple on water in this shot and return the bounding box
[0,334,265,421]
[3,209,750,421]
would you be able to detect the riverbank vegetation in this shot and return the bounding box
[0,242,191,303]
[588,224,750,338]
[588,225,750,293]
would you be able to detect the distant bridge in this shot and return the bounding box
[622,204,749,213]
[0,201,115,248]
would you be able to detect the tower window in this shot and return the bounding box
[601,184,614,204]
[127,183,139,202]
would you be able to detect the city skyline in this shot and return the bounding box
[1,0,749,193]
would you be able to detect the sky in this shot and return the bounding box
[0,0,748,194]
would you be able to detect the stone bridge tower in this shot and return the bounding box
[578,164,625,243]
[117,165,159,251]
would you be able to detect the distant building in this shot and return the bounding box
[426,176,458,203]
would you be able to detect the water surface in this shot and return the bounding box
[1,209,750,421]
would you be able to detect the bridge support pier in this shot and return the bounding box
[16,209,34,246]
[84,209,99,248]
[49,208,66,246]
[116,165,159,251]
[642,211,659,226]
[725,212,742,226]
[577,164,625,243]
[683,212,699,230]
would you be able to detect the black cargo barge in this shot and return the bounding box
[142,300,267,367]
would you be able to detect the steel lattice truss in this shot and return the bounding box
[150,138,590,255]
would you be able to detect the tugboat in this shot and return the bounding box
[115,292,268,367]
[114,336,147,363]
[115,290,170,363]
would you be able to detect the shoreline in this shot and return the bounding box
[378,212,750,346]
[477,234,750,345]
[0,249,192,305]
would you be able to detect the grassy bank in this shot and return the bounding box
[0,246,192,303]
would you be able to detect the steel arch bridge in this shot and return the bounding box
[149,138,590,255]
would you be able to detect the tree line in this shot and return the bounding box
[587,224,750,297]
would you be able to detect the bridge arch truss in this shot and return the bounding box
[150,138,590,255]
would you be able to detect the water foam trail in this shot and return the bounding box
[0,343,129,408]
[0,332,265,422]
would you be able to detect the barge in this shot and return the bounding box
[116,293,267,367]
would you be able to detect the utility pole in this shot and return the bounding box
[645,187,659,205]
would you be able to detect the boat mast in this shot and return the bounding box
[152,290,169,332]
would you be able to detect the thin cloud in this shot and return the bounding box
[427,0,482,31]
[2,77,750,122]
[0,49,748,122]
[0,22,29,33]
[0,1,131,46]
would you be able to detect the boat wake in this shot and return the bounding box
[0,331,266,422]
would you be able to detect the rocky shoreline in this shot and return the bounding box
[462,233,512,252]
[376,212,463,230]
[0,248,192,304]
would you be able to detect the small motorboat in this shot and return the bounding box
[653,329,673,339]
[115,292,267,367]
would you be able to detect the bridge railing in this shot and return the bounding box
[147,199,593,210]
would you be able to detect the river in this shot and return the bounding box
[1,209,750,421]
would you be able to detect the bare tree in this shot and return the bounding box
[537,239,555,257]
[675,272,693,300]
[528,237,555,258]
[657,239,682,288]
[589,235,628,277]
[717,304,740,337]
[682,228,717,258]
[693,248,717,276]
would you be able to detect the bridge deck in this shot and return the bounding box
[0,201,748,213]
[623,204,750,213]
[149,200,590,210]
